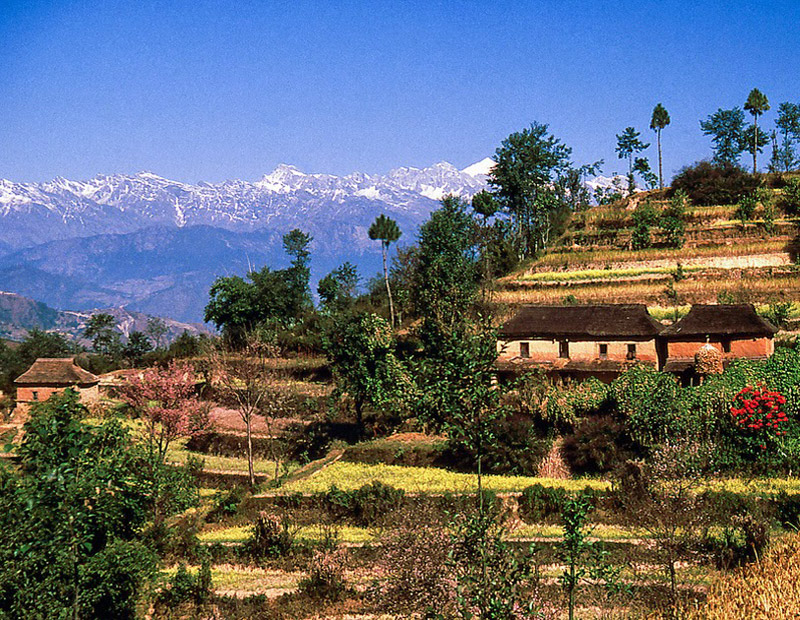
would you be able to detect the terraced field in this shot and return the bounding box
[497,193,800,313]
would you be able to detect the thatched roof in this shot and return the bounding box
[660,304,778,339]
[15,358,100,386]
[499,304,663,340]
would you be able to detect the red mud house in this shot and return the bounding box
[660,304,778,384]
[14,358,100,412]
[496,304,663,383]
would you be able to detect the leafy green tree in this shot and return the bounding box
[282,229,314,318]
[368,215,402,328]
[0,391,158,618]
[318,262,359,312]
[744,88,770,172]
[650,103,671,188]
[633,157,658,189]
[412,196,479,337]
[323,312,407,433]
[123,331,152,366]
[616,127,650,194]
[489,122,576,257]
[205,229,313,344]
[700,107,746,165]
[84,313,122,358]
[772,102,800,172]
[471,190,500,298]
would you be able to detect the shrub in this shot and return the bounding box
[610,365,680,447]
[206,486,247,523]
[562,416,638,475]
[729,384,789,455]
[781,177,800,215]
[298,549,349,601]
[735,192,758,224]
[775,491,800,530]
[244,512,295,559]
[704,514,770,570]
[519,483,568,523]
[671,160,760,206]
[320,481,405,526]
[371,508,454,614]
[659,190,687,248]
[157,557,212,607]
[631,201,657,250]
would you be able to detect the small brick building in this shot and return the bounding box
[14,358,100,411]
[660,304,778,384]
[496,304,663,383]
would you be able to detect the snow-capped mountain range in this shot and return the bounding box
[0,159,493,249]
[0,159,493,324]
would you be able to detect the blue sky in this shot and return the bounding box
[1,0,799,183]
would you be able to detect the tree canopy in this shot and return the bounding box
[489,122,581,257]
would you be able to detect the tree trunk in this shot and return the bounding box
[753,117,759,173]
[246,415,255,488]
[382,242,395,328]
[657,128,663,189]
[355,399,364,436]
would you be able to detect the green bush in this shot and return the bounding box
[659,190,687,248]
[610,365,681,446]
[736,192,758,223]
[206,486,247,523]
[157,557,212,608]
[519,484,568,523]
[781,177,800,215]
[319,481,405,526]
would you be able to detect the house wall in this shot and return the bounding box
[666,337,773,359]
[16,384,99,406]
[497,338,658,362]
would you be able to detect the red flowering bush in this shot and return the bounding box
[730,385,788,450]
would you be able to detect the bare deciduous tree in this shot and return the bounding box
[211,336,295,487]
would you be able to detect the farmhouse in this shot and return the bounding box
[660,304,778,384]
[496,304,663,383]
[14,358,100,411]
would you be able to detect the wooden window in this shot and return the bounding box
[598,344,608,359]
[32,391,38,401]
[520,342,530,358]
[722,339,731,353]
[559,340,570,359]
[627,343,637,360]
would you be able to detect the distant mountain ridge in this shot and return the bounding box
[0,290,208,343]
[0,160,491,322]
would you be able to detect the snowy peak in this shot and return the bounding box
[462,157,495,177]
